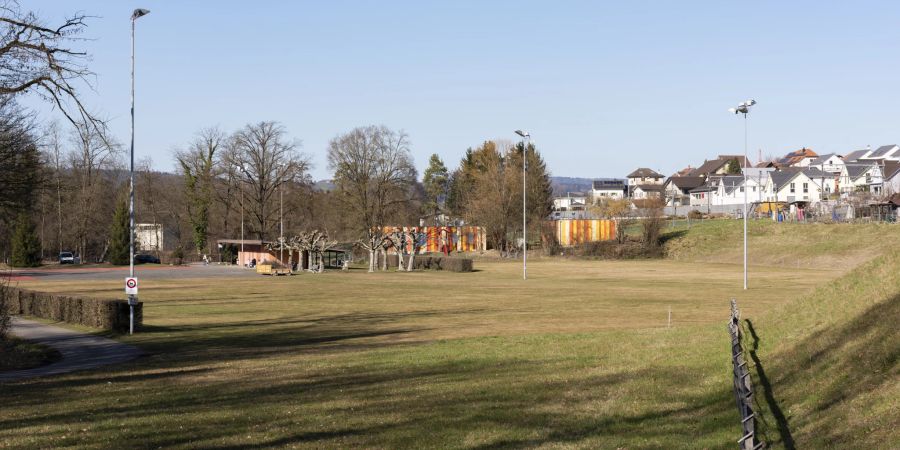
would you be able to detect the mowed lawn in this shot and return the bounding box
[1,254,838,449]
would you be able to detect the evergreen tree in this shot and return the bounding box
[725,158,743,174]
[108,198,131,265]
[422,154,449,222]
[10,213,41,267]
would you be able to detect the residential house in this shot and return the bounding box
[777,147,818,167]
[839,163,884,194]
[631,183,665,200]
[688,155,751,178]
[881,161,900,196]
[590,178,627,203]
[551,192,589,219]
[688,176,721,208]
[626,168,664,199]
[767,169,826,203]
[859,144,900,162]
[743,167,776,204]
[808,153,845,174]
[712,175,746,206]
[663,176,705,206]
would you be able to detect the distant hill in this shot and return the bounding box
[550,176,593,196]
[313,179,336,192]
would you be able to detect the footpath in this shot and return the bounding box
[0,317,142,382]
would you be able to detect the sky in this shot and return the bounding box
[22,1,900,181]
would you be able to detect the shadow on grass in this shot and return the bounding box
[745,319,795,450]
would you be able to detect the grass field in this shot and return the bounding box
[1,221,897,449]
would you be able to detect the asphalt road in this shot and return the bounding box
[7,263,260,282]
[0,317,143,382]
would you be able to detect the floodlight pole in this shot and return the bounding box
[743,111,748,290]
[515,130,530,280]
[129,8,149,335]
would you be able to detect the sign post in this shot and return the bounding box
[125,277,138,335]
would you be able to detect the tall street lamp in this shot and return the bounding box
[728,99,756,290]
[515,130,530,281]
[128,8,150,335]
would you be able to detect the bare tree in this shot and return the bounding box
[0,1,105,132]
[68,120,120,261]
[230,121,310,241]
[327,125,417,272]
[175,127,225,255]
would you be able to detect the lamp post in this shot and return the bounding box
[729,99,756,290]
[128,8,149,335]
[515,130,530,280]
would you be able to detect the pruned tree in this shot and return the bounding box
[406,228,425,271]
[230,121,310,241]
[327,125,417,272]
[0,1,106,133]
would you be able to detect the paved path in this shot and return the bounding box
[0,317,142,382]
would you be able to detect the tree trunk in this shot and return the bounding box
[368,249,375,272]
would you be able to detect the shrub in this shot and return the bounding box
[172,246,185,265]
[688,210,703,220]
[4,286,140,332]
[439,257,473,272]
[10,213,41,267]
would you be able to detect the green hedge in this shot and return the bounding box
[384,254,473,272]
[3,287,141,333]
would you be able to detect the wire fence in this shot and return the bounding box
[728,299,764,450]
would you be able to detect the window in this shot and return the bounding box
[752,186,756,192]
[790,182,795,193]
[803,183,808,193]
[739,187,744,192]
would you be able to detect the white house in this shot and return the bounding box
[551,192,589,219]
[590,178,627,202]
[839,163,883,194]
[766,169,832,203]
[631,184,665,200]
[663,176,705,206]
[808,153,845,174]
[136,223,164,252]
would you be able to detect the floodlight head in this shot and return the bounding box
[131,8,150,20]
[515,130,529,138]
[728,108,738,114]
[747,99,757,106]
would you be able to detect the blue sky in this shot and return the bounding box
[24,1,900,180]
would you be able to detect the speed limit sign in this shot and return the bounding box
[125,277,139,295]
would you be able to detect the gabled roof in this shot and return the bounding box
[808,153,842,165]
[665,176,705,190]
[626,168,664,179]
[843,163,877,180]
[777,147,818,166]
[882,161,900,180]
[863,144,899,159]
[769,168,811,190]
[843,149,870,162]
[716,175,745,194]
[633,184,665,192]
[688,155,751,177]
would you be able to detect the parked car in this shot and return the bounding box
[134,254,160,264]
[59,251,75,264]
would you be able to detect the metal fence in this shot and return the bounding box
[728,299,764,450]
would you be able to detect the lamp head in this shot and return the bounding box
[131,8,150,20]
[515,130,529,138]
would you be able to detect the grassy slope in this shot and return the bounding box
[0,221,896,449]
[669,220,899,449]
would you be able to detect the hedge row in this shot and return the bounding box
[3,287,141,333]
[386,254,473,272]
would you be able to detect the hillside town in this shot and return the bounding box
[551,145,900,221]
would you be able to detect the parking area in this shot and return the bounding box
[7,264,259,282]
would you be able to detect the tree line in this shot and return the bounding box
[0,3,553,268]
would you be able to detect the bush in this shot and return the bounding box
[172,246,185,265]
[383,254,472,272]
[4,286,140,332]
[688,210,703,220]
[10,213,41,267]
